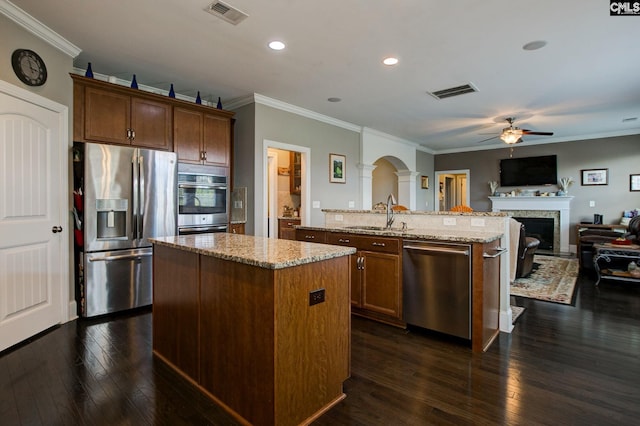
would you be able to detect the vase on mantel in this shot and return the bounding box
[557,190,566,196]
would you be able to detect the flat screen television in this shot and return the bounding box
[499,155,557,187]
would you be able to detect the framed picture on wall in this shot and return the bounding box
[329,153,346,183]
[581,168,608,186]
[631,174,640,192]
[421,176,429,189]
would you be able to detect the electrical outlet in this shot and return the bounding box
[348,201,355,208]
[589,200,596,207]
[309,288,325,306]
[443,217,457,226]
[471,218,485,227]
[335,214,343,221]
[312,201,320,209]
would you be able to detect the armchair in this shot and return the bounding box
[516,223,541,278]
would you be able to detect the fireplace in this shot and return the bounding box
[489,196,574,254]
[515,217,555,251]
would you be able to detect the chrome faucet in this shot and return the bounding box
[386,194,397,229]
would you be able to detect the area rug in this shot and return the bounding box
[511,255,579,305]
[511,306,525,324]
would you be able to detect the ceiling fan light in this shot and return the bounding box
[500,130,521,144]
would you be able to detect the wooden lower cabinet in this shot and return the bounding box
[325,232,403,326]
[279,218,300,240]
[228,222,245,234]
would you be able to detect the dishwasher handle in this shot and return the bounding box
[403,244,469,256]
[483,247,508,258]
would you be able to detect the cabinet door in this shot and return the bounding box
[290,151,301,194]
[84,86,131,144]
[174,107,203,164]
[130,97,172,150]
[203,114,230,167]
[361,251,401,319]
[229,223,245,234]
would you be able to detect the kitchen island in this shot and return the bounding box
[151,233,355,426]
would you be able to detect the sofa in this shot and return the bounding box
[579,216,640,270]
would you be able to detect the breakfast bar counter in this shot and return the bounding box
[151,234,355,426]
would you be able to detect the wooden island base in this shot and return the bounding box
[152,240,352,426]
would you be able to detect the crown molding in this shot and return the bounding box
[225,93,362,134]
[362,127,433,154]
[0,0,81,57]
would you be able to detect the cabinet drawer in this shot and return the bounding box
[295,229,327,243]
[327,233,400,254]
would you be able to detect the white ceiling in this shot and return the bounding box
[8,0,640,153]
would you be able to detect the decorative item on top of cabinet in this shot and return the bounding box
[290,151,301,194]
[173,105,231,167]
[71,74,172,150]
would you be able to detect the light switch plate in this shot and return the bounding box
[312,201,320,209]
[443,217,457,226]
[471,218,485,227]
[348,201,355,208]
[589,200,596,207]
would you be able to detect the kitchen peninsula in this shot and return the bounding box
[150,233,355,426]
[297,209,509,352]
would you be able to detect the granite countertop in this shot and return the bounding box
[296,225,502,243]
[151,234,355,270]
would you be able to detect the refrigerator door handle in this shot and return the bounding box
[138,155,145,241]
[131,153,139,240]
[87,252,153,262]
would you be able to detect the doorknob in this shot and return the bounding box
[52,226,63,233]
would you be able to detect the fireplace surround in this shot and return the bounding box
[489,196,574,254]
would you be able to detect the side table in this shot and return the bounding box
[593,243,640,286]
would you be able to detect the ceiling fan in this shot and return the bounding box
[478,117,554,144]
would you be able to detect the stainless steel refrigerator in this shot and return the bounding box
[79,142,177,317]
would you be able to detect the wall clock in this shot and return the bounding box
[11,49,48,87]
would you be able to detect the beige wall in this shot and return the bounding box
[435,135,640,244]
[235,102,361,234]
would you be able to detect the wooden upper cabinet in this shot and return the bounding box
[84,87,130,144]
[203,114,230,167]
[174,107,204,164]
[129,97,172,150]
[73,75,172,150]
[174,106,231,167]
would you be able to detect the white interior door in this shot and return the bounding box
[0,82,68,352]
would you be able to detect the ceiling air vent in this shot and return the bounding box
[428,83,478,100]
[205,1,248,25]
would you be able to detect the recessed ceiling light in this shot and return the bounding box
[382,57,399,66]
[522,40,547,51]
[327,97,342,103]
[268,40,285,50]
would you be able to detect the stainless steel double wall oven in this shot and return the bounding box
[177,165,229,235]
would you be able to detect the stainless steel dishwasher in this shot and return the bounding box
[403,240,471,339]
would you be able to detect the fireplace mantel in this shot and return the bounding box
[489,196,574,253]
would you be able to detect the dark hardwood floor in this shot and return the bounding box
[2,271,640,425]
